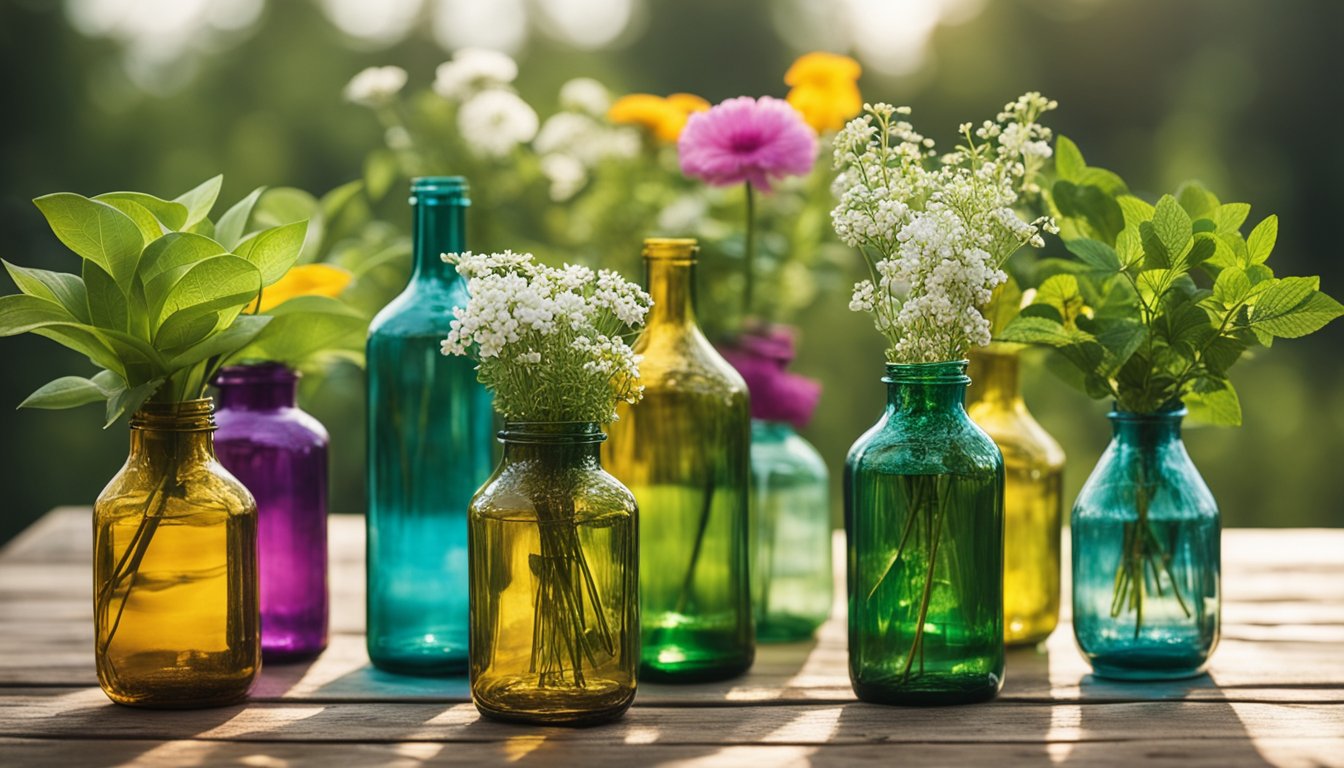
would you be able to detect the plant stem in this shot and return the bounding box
[743,182,756,322]
[673,474,717,617]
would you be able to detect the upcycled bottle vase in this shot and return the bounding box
[751,420,832,643]
[967,345,1065,646]
[604,238,754,683]
[93,399,260,708]
[845,361,1005,705]
[469,422,638,726]
[214,363,329,662]
[1072,406,1220,680]
[366,176,495,675]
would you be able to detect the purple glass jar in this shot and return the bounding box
[214,363,329,662]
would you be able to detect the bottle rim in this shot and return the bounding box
[642,237,698,262]
[498,420,606,445]
[213,362,300,387]
[883,360,970,385]
[130,398,216,432]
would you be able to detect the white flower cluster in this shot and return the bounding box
[533,79,640,202]
[457,89,539,159]
[433,48,518,100]
[343,66,407,108]
[831,96,1059,363]
[441,251,652,423]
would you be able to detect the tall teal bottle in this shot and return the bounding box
[366,177,494,675]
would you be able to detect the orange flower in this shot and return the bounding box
[250,264,353,313]
[784,52,863,133]
[608,92,710,143]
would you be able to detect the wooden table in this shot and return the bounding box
[1,508,1341,767]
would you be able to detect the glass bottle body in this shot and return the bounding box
[1072,407,1220,680]
[967,346,1064,646]
[604,239,754,682]
[469,423,638,726]
[751,420,832,643]
[845,362,1005,705]
[366,177,495,675]
[93,399,260,708]
[214,363,329,661]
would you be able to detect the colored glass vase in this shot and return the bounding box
[469,422,638,725]
[604,238,754,682]
[967,345,1064,646]
[1072,406,1220,680]
[751,419,832,642]
[214,363,329,662]
[366,176,495,675]
[845,361,1005,705]
[93,398,260,708]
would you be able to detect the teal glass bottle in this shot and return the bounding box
[1072,406,1220,680]
[365,176,494,675]
[751,420,832,643]
[845,361,1005,705]
[604,238,754,683]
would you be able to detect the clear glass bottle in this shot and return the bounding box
[751,420,832,642]
[366,176,495,675]
[967,345,1064,646]
[93,398,260,708]
[469,422,638,725]
[604,237,754,682]
[1072,405,1220,680]
[845,361,1005,705]
[214,362,329,662]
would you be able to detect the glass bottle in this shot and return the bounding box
[751,420,832,642]
[967,345,1064,646]
[1072,406,1220,680]
[845,361,1005,705]
[214,362,329,662]
[604,237,754,682]
[93,398,260,708]
[469,422,638,726]
[366,176,495,675]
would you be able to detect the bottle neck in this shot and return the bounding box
[411,191,468,283]
[968,346,1021,408]
[128,399,217,468]
[645,258,697,329]
[1109,408,1185,452]
[214,363,299,411]
[498,421,605,468]
[751,419,797,441]
[885,361,970,415]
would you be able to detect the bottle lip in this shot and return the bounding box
[1109,403,1187,421]
[883,360,970,385]
[214,362,300,387]
[498,420,606,445]
[130,398,216,432]
[410,176,470,204]
[643,237,699,262]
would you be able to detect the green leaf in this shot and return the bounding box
[214,187,265,251]
[1184,378,1242,427]
[3,260,89,322]
[1212,266,1254,307]
[32,193,144,289]
[95,191,188,230]
[1034,274,1087,326]
[0,294,77,336]
[152,255,262,335]
[998,315,1094,347]
[986,275,1022,338]
[156,310,224,353]
[1252,276,1316,322]
[174,175,223,229]
[229,296,366,367]
[1175,181,1219,218]
[1052,181,1124,244]
[1077,167,1128,196]
[254,189,321,264]
[1065,238,1121,275]
[1081,316,1146,375]
[1116,195,1155,228]
[83,260,129,333]
[18,375,111,410]
[1054,136,1086,181]
[93,195,165,245]
[1115,228,1143,269]
[1252,289,1344,339]
[137,232,228,290]
[1246,215,1278,265]
[31,325,122,373]
[103,377,165,428]
[1211,203,1250,234]
[1152,195,1192,264]
[233,221,309,285]
[165,314,272,370]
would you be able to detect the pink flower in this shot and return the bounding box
[678,96,818,191]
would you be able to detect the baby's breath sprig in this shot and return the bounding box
[440,250,651,423]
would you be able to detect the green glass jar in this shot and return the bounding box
[469,422,638,726]
[845,361,1005,705]
[967,345,1065,646]
[604,238,754,682]
[94,398,260,708]
[751,420,832,643]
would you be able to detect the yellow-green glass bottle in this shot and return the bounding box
[604,238,754,682]
[93,399,260,708]
[967,345,1065,646]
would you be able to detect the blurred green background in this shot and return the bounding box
[3,0,1342,543]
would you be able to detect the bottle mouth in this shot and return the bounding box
[642,237,698,262]
[411,176,470,204]
[1108,402,1187,422]
[498,421,606,445]
[213,362,299,387]
[130,398,216,432]
[883,360,970,385]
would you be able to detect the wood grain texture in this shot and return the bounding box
[2,508,1342,767]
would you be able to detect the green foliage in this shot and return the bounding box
[0,177,313,425]
[1003,147,1343,425]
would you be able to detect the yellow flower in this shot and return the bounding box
[784,52,863,133]
[250,264,353,313]
[608,92,710,143]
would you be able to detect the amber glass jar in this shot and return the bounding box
[93,398,260,708]
[967,345,1065,646]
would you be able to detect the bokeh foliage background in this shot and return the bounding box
[2,0,1342,543]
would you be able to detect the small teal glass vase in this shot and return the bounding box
[845,361,1005,705]
[751,420,832,643]
[1072,406,1220,680]
[365,177,495,675]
